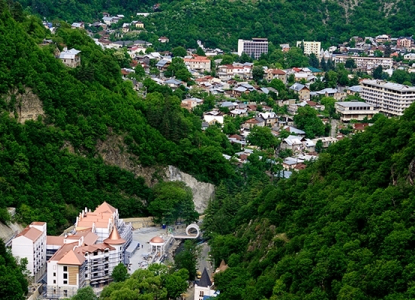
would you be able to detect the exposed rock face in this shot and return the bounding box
[6,87,44,123]
[166,165,215,213]
[0,221,23,243]
[95,135,215,213]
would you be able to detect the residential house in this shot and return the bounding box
[183,55,211,72]
[404,53,415,60]
[397,37,413,49]
[181,98,203,111]
[310,87,346,100]
[280,135,306,153]
[258,112,278,126]
[131,21,144,28]
[164,78,184,90]
[289,83,310,100]
[122,23,130,33]
[265,69,287,83]
[217,63,253,80]
[204,110,225,124]
[242,117,265,129]
[59,48,81,68]
[158,36,169,43]
[283,126,306,136]
[280,43,290,52]
[71,22,84,29]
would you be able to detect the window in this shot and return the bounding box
[53,272,56,277]
[64,290,68,297]
[199,291,204,297]
[63,266,67,272]
[53,280,56,284]
[63,280,67,285]
[63,273,68,279]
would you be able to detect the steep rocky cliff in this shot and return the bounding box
[95,135,215,213]
[6,87,45,123]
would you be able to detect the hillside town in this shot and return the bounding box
[40,13,415,181]
[5,10,415,300]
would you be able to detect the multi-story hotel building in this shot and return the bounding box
[296,41,321,56]
[11,202,133,299]
[237,38,268,59]
[361,80,415,116]
[12,222,47,280]
[335,101,379,122]
[333,55,393,71]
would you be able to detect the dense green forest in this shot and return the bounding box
[16,0,415,49]
[203,106,415,299]
[0,1,235,234]
[0,240,28,300]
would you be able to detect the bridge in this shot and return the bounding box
[172,223,200,239]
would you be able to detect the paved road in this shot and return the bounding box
[331,119,339,137]
[185,242,212,300]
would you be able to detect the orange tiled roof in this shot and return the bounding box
[17,226,43,242]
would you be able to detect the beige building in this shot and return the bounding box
[296,41,321,56]
[335,101,379,121]
[361,79,415,116]
[184,55,211,72]
[59,48,81,68]
[333,55,393,70]
[265,69,287,83]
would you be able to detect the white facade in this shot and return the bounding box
[237,38,268,59]
[203,111,224,124]
[12,222,47,278]
[333,55,393,70]
[361,80,415,116]
[296,41,321,56]
[335,101,379,121]
[184,56,211,72]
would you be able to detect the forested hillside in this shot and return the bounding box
[0,1,234,234]
[204,107,415,299]
[17,0,415,49]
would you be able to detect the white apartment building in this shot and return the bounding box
[361,80,415,116]
[12,222,47,280]
[237,38,268,59]
[296,41,321,56]
[333,55,393,70]
[184,55,211,72]
[335,101,379,121]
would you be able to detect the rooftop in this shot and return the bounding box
[362,80,415,92]
[336,101,371,107]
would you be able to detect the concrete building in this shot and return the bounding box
[12,222,47,279]
[361,80,415,116]
[397,37,413,49]
[333,55,393,71]
[296,41,321,56]
[237,38,268,59]
[59,48,81,68]
[335,101,379,121]
[184,55,211,72]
